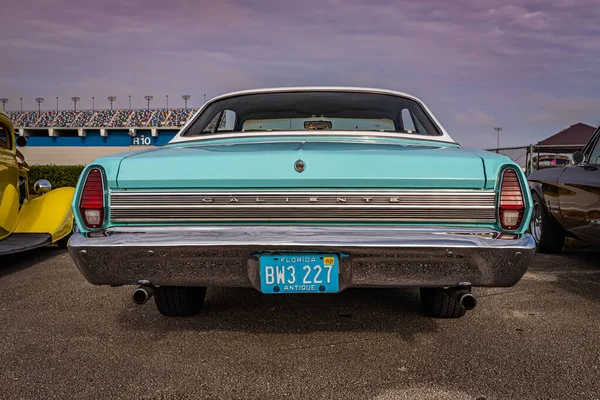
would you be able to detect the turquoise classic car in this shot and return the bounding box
[68,87,536,318]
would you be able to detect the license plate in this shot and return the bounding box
[259,254,339,294]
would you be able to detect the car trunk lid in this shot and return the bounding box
[115,139,486,189]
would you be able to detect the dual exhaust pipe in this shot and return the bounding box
[451,288,477,310]
[132,286,154,305]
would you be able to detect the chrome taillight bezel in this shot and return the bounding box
[497,167,525,231]
[78,167,107,230]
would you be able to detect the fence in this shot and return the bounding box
[486,144,587,175]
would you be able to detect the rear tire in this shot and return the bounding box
[531,192,565,253]
[154,286,207,317]
[420,288,467,318]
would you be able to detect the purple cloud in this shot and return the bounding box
[1,0,598,148]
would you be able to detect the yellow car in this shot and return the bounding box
[0,110,75,255]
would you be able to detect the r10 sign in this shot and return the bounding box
[132,135,152,145]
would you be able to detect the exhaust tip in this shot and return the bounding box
[459,293,477,310]
[132,286,154,305]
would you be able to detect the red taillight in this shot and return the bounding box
[499,168,524,230]
[79,168,105,229]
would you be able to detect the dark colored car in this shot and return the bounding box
[528,126,600,252]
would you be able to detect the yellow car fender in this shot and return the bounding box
[14,187,75,242]
[0,184,20,241]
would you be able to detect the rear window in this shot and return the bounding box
[183,92,441,137]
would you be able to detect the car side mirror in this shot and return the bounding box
[572,151,585,164]
[16,135,27,147]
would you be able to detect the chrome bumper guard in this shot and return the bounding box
[68,226,536,289]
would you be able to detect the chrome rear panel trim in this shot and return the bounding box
[109,190,497,223]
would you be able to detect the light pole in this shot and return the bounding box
[92,96,95,111]
[494,127,502,152]
[144,95,153,110]
[108,96,116,110]
[182,95,191,109]
[20,98,23,112]
[35,97,44,113]
[128,95,131,110]
[56,97,58,111]
[166,94,168,109]
[203,93,206,104]
[71,97,80,112]
[0,98,8,111]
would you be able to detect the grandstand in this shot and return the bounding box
[7,108,198,129]
[6,108,199,165]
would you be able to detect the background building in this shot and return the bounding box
[536,122,597,149]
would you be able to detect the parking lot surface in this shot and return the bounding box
[1,244,599,399]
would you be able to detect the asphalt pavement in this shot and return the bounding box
[1,243,599,399]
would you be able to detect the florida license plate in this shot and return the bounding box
[259,254,339,294]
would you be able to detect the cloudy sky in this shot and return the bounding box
[1,0,599,148]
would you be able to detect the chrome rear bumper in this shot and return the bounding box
[68,226,536,290]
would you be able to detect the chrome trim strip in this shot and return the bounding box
[99,226,502,237]
[110,218,496,223]
[81,226,512,245]
[110,190,495,196]
[174,131,450,144]
[167,138,455,148]
[110,205,495,209]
